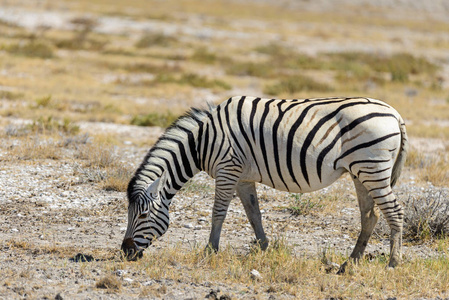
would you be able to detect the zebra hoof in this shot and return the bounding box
[336,261,348,275]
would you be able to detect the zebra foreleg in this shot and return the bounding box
[338,178,380,274]
[206,175,240,252]
[236,181,268,251]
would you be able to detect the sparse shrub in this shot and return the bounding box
[191,47,218,64]
[226,61,273,78]
[0,90,24,100]
[96,275,122,291]
[287,193,323,216]
[5,41,54,59]
[8,136,62,160]
[264,75,333,95]
[35,95,52,108]
[375,189,449,241]
[135,32,176,48]
[55,17,107,50]
[154,73,231,90]
[131,111,178,128]
[29,116,80,135]
[327,51,438,83]
[101,164,134,192]
[123,62,182,74]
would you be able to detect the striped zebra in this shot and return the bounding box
[121,96,408,271]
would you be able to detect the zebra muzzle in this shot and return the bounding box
[121,238,143,261]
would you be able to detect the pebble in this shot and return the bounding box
[250,269,262,280]
[184,223,194,229]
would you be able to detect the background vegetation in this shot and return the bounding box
[0,0,449,298]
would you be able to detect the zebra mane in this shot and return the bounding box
[127,104,215,203]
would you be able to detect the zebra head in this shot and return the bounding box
[121,173,169,260]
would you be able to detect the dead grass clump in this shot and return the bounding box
[130,111,178,128]
[101,164,134,192]
[4,41,54,58]
[375,189,449,241]
[287,193,323,216]
[154,73,231,90]
[405,148,449,186]
[226,61,273,78]
[135,32,177,48]
[7,136,62,160]
[264,75,333,96]
[95,275,122,291]
[29,116,80,135]
[0,90,24,100]
[74,144,133,191]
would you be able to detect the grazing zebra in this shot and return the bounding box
[121,96,408,271]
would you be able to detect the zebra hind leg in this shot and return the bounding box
[360,176,403,269]
[338,177,380,274]
[236,181,268,251]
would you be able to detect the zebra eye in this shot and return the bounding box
[138,211,149,219]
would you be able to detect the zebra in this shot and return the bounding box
[121,96,408,271]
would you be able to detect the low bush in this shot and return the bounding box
[375,189,449,241]
[264,75,333,96]
[4,41,54,59]
[135,32,177,48]
[154,73,231,90]
[131,111,178,128]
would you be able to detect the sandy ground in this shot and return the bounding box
[1,0,449,299]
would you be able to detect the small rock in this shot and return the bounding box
[184,223,194,229]
[205,289,218,299]
[69,253,95,262]
[55,293,63,300]
[250,269,262,280]
[114,269,126,277]
[123,277,134,283]
[194,225,202,230]
[198,217,207,222]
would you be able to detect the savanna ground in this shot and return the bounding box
[1,0,449,299]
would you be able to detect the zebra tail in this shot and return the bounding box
[390,116,409,188]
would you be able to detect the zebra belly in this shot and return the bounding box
[241,165,347,194]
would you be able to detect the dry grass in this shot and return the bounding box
[1,0,449,298]
[105,238,449,299]
[406,147,449,187]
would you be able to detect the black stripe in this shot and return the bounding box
[260,99,277,187]
[206,114,217,172]
[249,97,261,141]
[176,125,200,170]
[335,133,400,169]
[358,166,391,177]
[272,100,303,190]
[361,176,391,184]
[301,102,393,186]
[196,122,204,169]
[372,191,393,199]
[349,159,391,174]
[316,113,396,182]
[237,96,262,181]
[210,105,226,170]
[286,98,351,189]
[151,148,188,183]
[201,123,210,171]
[224,98,247,160]
[157,137,194,178]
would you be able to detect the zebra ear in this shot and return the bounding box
[146,172,167,197]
